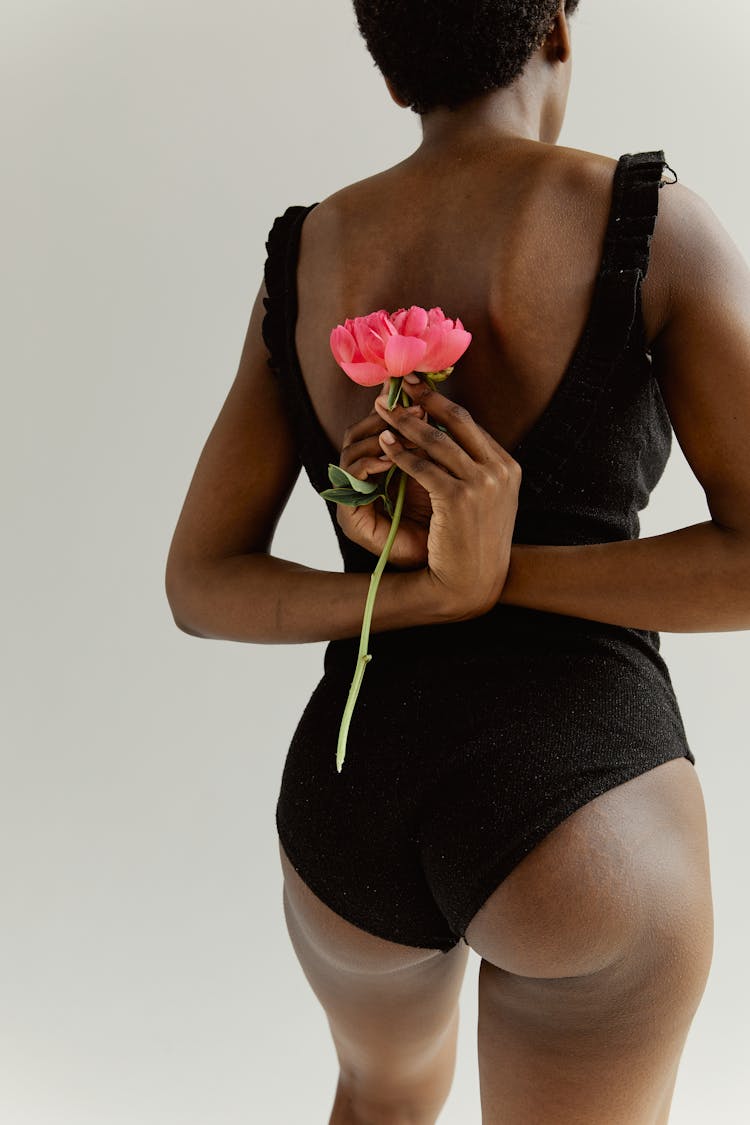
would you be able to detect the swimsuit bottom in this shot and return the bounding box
[275,605,694,953]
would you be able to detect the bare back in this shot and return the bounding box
[292,140,672,456]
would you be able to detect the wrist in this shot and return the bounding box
[497,544,532,607]
[409,569,481,625]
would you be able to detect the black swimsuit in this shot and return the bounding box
[262,150,694,954]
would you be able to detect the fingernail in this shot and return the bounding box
[380,429,396,444]
[404,373,420,384]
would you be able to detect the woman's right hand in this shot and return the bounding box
[373,377,521,621]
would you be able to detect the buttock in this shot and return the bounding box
[275,632,695,952]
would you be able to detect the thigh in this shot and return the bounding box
[474,918,712,1125]
[279,836,470,1112]
[469,761,713,1124]
[275,656,471,1113]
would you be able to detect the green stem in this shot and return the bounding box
[335,382,411,772]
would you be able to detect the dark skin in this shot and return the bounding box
[165,5,750,642]
[165,7,725,1122]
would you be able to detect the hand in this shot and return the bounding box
[335,398,434,570]
[373,377,521,619]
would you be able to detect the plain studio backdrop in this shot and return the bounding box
[2,1,748,1122]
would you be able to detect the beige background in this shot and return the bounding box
[3,1,748,1121]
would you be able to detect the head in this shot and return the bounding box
[352,0,580,144]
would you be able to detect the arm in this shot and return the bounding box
[500,181,750,632]
[501,525,750,632]
[165,278,447,643]
[172,554,446,644]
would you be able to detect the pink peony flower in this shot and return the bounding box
[330,305,471,385]
[323,301,472,771]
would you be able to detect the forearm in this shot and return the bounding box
[167,553,450,643]
[501,520,750,632]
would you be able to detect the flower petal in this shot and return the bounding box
[416,324,445,371]
[427,307,449,328]
[356,323,388,365]
[384,334,427,377]
[340,360,391,386]
[330,325,358,367]
[402,305,429,337]
[367,310,395,342]
[437,328,473,369]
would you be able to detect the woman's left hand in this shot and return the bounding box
[335,401,432,569]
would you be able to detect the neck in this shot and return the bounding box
[415,58,561,156]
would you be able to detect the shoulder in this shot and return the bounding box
[556,145,730,344]
[644,166,745,344]
[649,174,744,293]
[275,171,399,282]
[263,185,358,273]
[537,145,713,344]
[543,143,681,210]
[293,172,386,243]
[525,143,620,207]
[537,147,746,348]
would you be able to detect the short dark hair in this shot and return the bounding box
[352,0,582,115]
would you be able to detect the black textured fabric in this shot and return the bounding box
[264,151,695,953]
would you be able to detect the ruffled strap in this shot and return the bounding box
[603,150,675,276]
[261,204,307,386]
[588,150,672,359]
[261,203,328,480]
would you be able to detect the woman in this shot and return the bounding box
[165,2,750,1122]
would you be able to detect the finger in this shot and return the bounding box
[341,400,425,451]
[377,428,456,498]
[374,396,478,480]
[341,406,425,465]
[398,379,512,466]
[342,436,426,480]
[341,412,386,449]
[345,454,396,479]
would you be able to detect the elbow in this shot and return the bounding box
[173,618,205,638]
[711,522,750,624]
[170,607,205,638]
[165,558,205,637]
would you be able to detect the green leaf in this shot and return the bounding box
[327,463,351,488]
[319,487,380,508]
[386,377,403,411]
[325,463,379,494]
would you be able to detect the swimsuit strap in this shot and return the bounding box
[587,149,672,360]
[261,202,326,481]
